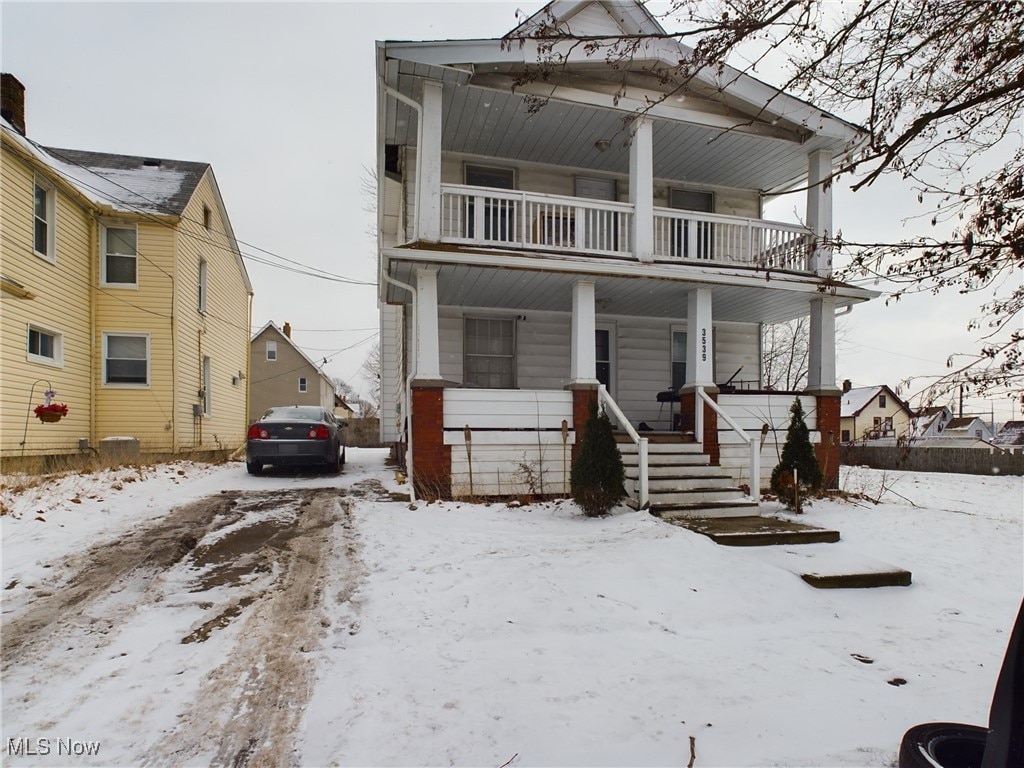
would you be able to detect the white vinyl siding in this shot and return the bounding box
[27,324,62,366]
[103,332,150,386]
[33,177,55,261]
[102,225,138,286]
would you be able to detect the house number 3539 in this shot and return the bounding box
[701,328,707,362]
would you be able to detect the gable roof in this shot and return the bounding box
[251,322,334,387]
[841,385,910,418]
[993,421,1024,446]
[41,146,208,217]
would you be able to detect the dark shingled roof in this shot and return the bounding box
[42,146,209,216]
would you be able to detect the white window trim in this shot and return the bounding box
[198,257,209,314]
[102,332,150,388]
[100,223,139,288]
[33,176,56,262]
[670,324,687,391]
[202,355,212,416]
[266,340,277,361]
[298,376,308,393]
[463,314,517,389]
[26,323,63,367]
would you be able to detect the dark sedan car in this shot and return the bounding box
[245,406,346,475]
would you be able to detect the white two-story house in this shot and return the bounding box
[375,0,876,512]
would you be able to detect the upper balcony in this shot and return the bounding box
[439,183,814,274]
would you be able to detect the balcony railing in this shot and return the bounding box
[440,183,815,273]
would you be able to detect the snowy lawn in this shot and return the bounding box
[2,450,1021,767]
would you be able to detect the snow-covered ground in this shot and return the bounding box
[1,450,1021,767]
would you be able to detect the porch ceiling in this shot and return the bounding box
[384,251,873,325]
[383,66,854,195]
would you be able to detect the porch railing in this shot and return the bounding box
[439,183,814,273]
[441,184,634,257]
[695,386,760,499]
[598,384,649,509]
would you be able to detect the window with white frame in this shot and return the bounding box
[27,324,62,366]
[202,356,212,415]
[671,329,687,391]
[197,258,208,313]
[464,316,516,388]
[102,225,138,285]
[33,177,56,261]
[298,376,308,393]
[103,333,149,385]
[266,340,277,361]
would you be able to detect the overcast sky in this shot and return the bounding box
[3,1,1018,422]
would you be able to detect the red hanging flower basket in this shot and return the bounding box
[34,403,69,423]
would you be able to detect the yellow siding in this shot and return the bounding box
[172,173,251,452]
[1,147,94,459]
[93,215,177,451]
[2,137,251,460]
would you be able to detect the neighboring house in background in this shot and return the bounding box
[334,394,356,420]
[248,321,334,422]
[941,416,994,443]
[913,405,955,438]
[840,384,914,442]
[1,74,252,463]
[993,421,1024,448]
[375,0,878,508]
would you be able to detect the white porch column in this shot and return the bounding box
[806,149,833,277]
[417,79,443,242]
[685,287,715,388]
[414,267,442,382]
[629,117,654,262]
[570,280,598,384]
[807,296,839,393]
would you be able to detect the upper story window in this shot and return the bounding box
[464,316,516,389]
[298,376,308,393]
[102,225,138,286]
[878,394,887,408]
[266,340,277,361]
[33,177,56,261]
[103,332,149,386]
[203,205,212,230]
[27,324,62,366]
[198,258,208,313]
[465,165,514,189]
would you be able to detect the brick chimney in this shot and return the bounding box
[282,322,291,338]
[1,74,26,136]
[842,379,852,393]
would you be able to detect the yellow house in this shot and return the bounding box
[840,383,915,442]
[1,74,253,464]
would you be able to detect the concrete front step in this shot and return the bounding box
[649,500,760,519]
[619,442,707,456]
[640,487,751,505]
[627,469,736,485]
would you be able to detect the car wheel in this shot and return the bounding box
[898,722,987,768]
[246,459,263,476]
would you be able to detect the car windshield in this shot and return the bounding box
[263,407,324,422]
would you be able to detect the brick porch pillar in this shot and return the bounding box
[568,384,598,466]
[679,386,720,465]
[411,385,450,500]
[815,392,841,489]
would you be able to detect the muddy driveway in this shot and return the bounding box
[2,477,395,767]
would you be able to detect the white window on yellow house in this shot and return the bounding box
[298,377,308,393]
[103,333,149,386]
[198,258,208,313]
[27,324,62,366]
[266,340,277,361]
[202,356,212,415]
[33,177,56,261]
[102,226,138,286]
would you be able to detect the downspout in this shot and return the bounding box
[380,76,425,500]
[245,292,253,430]
[380,262,418,503]
[380,80,423,242]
